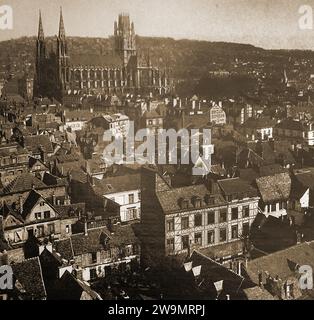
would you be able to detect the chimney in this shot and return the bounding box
[237,261,242,276]
[52,194,56,206]
[258,271,264,289]
[19,196,23,214]
[84,219,88,236]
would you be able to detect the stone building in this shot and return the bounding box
[34,9,170,100]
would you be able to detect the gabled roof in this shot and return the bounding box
[93,173,141,195]
[256,172,291,203]
[156,183,227,214]
[22,189,56,220]
[218,177,258,197]
[245,241,314,284]
[1,173,46,195]
[58,271,102,300]
[12,257,47,299]
[187,250,249,296]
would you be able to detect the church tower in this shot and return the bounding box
[34,10,46,97]
[114,14,136,67]
[57,7,70,97]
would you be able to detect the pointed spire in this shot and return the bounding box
[58,7,65,39]
[38,10,44,41]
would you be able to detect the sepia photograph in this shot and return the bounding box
[0,0,314,305]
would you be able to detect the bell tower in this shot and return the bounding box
[114,13,136,67]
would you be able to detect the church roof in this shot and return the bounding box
[70,54,122,68]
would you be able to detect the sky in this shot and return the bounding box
[0,0,314,49]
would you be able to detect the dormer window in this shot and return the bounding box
[192,196,202,208]
[204,194,215,205]
[179,198,189,209]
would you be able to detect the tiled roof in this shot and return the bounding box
[245,241,314,284]
[1,173,46,195]
[256,172,291,203]
[24,135,54,154]
[55,238,74,261]
[12,257,47,299]
[55,203,85,219]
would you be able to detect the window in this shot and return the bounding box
[195,232,202,245]
[35,212,42,220]
[219,209,227,223]
[127,208,137,220]
[271,203,276,212]
[40,201,45,207]
[243,223,250,237]
[90,268,97,280]
[182,235,189,250]
[48,224,55,235]
[220,228,227,242]
[207,211,215,225]
[279,202,283,210]
[166,238,175,252]
[65,225,70,234]
[231,225,238,239]
[91,252,97,264]
[44,211,50,219]
[243,205,250,218]
[231,207,239,220]
[208,230,215,244]
[181,216,189,230]
[37,226,44,237]
[128,194,135,204]
[166,218,174,232]
[138,192,141,200]
[194,214,202,227]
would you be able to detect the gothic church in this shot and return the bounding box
[34,9,170,100]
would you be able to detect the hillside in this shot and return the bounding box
[0,36,313,96]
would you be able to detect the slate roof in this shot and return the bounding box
[70,53,122,67]
[218,177,258,197]
[93,173,141,195]
[188,250,248,296]
[259,164,288,177]
[245,241,314,284]
[256,172,291,203]
[12,257,47,299]
[58,271,102,300]
[156,184,227,214]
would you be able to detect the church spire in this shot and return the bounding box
[58,7,65,39]
[38,10,44,41]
